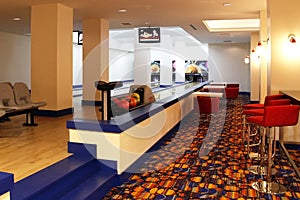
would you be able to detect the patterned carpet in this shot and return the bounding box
[103,95,300,199]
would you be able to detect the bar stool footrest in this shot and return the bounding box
[252,181,287,194]
[248,165,277,175]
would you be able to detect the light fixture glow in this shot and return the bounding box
[256,41,263,57]
[12,17,21,21]
[257,41,262,47]
[202,19,260,32]
[288,34,296,43]
[244,56,250,64]
[223,3,232,7]
[117,9,127,13]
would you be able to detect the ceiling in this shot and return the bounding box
[0,0,266,44]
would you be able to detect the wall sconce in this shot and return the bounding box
[256,41,263,57]
[288,34,296,43]
[244,56,250,64]
[256,39,269,56]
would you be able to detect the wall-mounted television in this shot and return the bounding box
[73,31,83,45]
[138,27,160,43]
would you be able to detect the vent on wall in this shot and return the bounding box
[121,22,132,26]
[189,24,197,30]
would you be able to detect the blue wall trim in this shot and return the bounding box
[160,84,172,88]
[72,85,82,89]
[175,81,185,84]
[35,108,73,117]
[81,100,102,106]
[239,91,250,96]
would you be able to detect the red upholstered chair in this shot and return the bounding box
[226,83,239,88]
[247,105,300,194]
[224,87,239,99]
[243,94,285,110]
[244,99,291,116]
[196,96,220,122]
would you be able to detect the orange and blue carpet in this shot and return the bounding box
[103,96,300,200]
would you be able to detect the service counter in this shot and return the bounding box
[67,81,209,174]
[279,90,300,143]
[279,90,300,178]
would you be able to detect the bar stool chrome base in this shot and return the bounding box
[252,181,287,194]
[248,165,277,175]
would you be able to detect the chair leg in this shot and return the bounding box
[248,127,276,175]
[242,114,246,143]
[252,127,287,194]
[246,124,261,158]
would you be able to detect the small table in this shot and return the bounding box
[203,85,226,89]
[192,92,223,98]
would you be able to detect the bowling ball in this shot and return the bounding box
[129,97,138,108]
[131,93,140,105]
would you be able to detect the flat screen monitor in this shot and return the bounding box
[138,27,160,43]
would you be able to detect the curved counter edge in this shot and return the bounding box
[66,81,209,133]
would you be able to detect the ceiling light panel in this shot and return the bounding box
[203,19,260,32]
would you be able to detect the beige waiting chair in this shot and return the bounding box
[13,82,47,108]
[0,82,32,111]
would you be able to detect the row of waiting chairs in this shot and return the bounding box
[0,82,47,126]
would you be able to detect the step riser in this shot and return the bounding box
[34,160,100,200]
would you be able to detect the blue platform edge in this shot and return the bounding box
[10,146,118,200]
[66,81,209,133]
[0,172,14,196]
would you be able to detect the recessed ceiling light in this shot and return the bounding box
[117,9,127,13]
[145,22,151,25]
[223,3,232,7]
[203,19,260,32]
[13,17,21,21]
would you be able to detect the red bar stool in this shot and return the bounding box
[244,99,291,153]
[246,105,300,194]
[243,94,285,110]
[246,99,291,176]
[242,95,287,144]
[196,96,220,122]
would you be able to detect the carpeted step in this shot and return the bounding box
[59,166,116,200]
[11,155,102,200]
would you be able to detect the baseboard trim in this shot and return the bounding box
[81,100,102,106]
[34,107,73,117]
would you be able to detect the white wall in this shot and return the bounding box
[0,30,251,93]
[73,44,82,86]
[0,32,31,87]
[109,49,134,81]
[208,43,250,92]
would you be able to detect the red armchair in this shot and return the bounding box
[224,87,239,99]
[196,96,220,115]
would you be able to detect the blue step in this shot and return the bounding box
[59,166,116,200]
[11,155,117,200]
